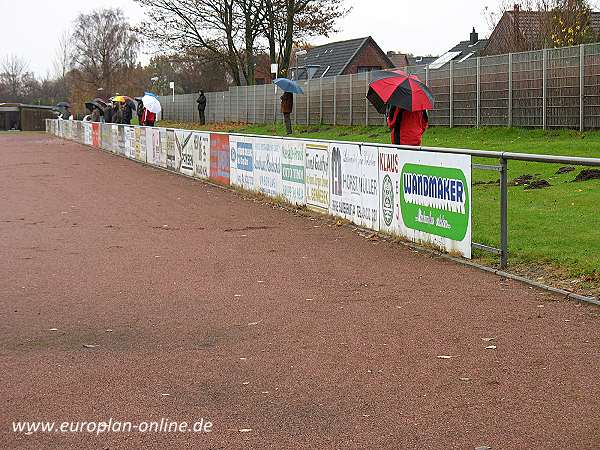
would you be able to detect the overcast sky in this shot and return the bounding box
[2,0,501,77]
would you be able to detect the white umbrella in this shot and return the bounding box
[141,94,162,115]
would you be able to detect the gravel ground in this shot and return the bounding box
[1,133,599,449]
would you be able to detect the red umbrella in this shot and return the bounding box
[367,70,433,114]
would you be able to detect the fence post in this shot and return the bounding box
[253,85,256,123]
[263,85,267,123]
[273,85,277,125]
[500,157,509,269]
[366,73,369,126]
[333,76,337,126]
[580,44,585,132]
[449,60,454,128]
[425,65,429,86]
[508,53,513,128]
[319,77,323,124]
[307,80,310,125]
[476,57,481,128]
[542,48,547,130]
[349,75,353,126]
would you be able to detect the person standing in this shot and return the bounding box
[142,107,156,127]
[122,101,133,125]
[280,91,293,134]
[136,98,144,125]
[196,90,207,125]
[103,103,114,123]
[90,105,102,123]
[387,105,429,146]
[113,102,123,124]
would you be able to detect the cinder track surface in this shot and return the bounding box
[1,133,598,449]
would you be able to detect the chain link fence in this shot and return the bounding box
[160,42,600,130]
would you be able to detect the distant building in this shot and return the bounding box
[483,5,600,56]
[386,51,410,68]
[292,36,394,80]
[407,55,439,68]
[428,28,488,69]
[0,103,57,131]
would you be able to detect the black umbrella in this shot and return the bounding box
[56,101,71,109]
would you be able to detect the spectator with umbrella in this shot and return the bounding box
[56,102,73,120]
[140,92,161,127]
[273,78,304,135]
[367,70,433,146]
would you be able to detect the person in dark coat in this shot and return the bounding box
[387,105,429,146]
[136,99,144,124]
[113,102,123,124]
[196,91,207,125]
[103,103,114,123]
[280,91,293,134]
[122,102,133,125]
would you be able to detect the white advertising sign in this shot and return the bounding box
[229,135,255,191]
[305,142,329,212]
[329,143,379,230]
[281,139,305,205]
[175,130,194,176]
[377,148,472,258]
[192,132,210,179]
[254,137,282,197]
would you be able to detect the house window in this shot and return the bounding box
[357,66,381,73]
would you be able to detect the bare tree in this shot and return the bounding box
[53,30,72,80]
[1,54,29,100]
[134,0,348,85]
[134,0,263,86]
[70,8,139,94]
[263,0,350,77]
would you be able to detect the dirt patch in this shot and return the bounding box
[511,174,535,186]
[524,179,551,190]
[574,169,600,182]
[556,166,576,174]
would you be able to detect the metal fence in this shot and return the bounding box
[160,42,600,130]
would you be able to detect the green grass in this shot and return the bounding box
[161,121,600,289]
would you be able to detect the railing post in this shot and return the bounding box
[543,48,547,130]
[500,157,509,269]
[508,53,513,128]
[425,65,429,86]
[449,60,454,128]
[580,44,585,132]
[349,75,353,126]
[476,57,481,128]
[333,76,337,126]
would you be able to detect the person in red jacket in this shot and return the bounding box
[387,105,429,146]
[141,108,157,127]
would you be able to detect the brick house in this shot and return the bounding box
[483,4,600,56]
[291,36,394,80]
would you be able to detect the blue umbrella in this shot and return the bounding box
[144,92,159,98]
[273,78,304,94]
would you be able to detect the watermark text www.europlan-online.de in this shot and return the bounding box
[12,418,213,436]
